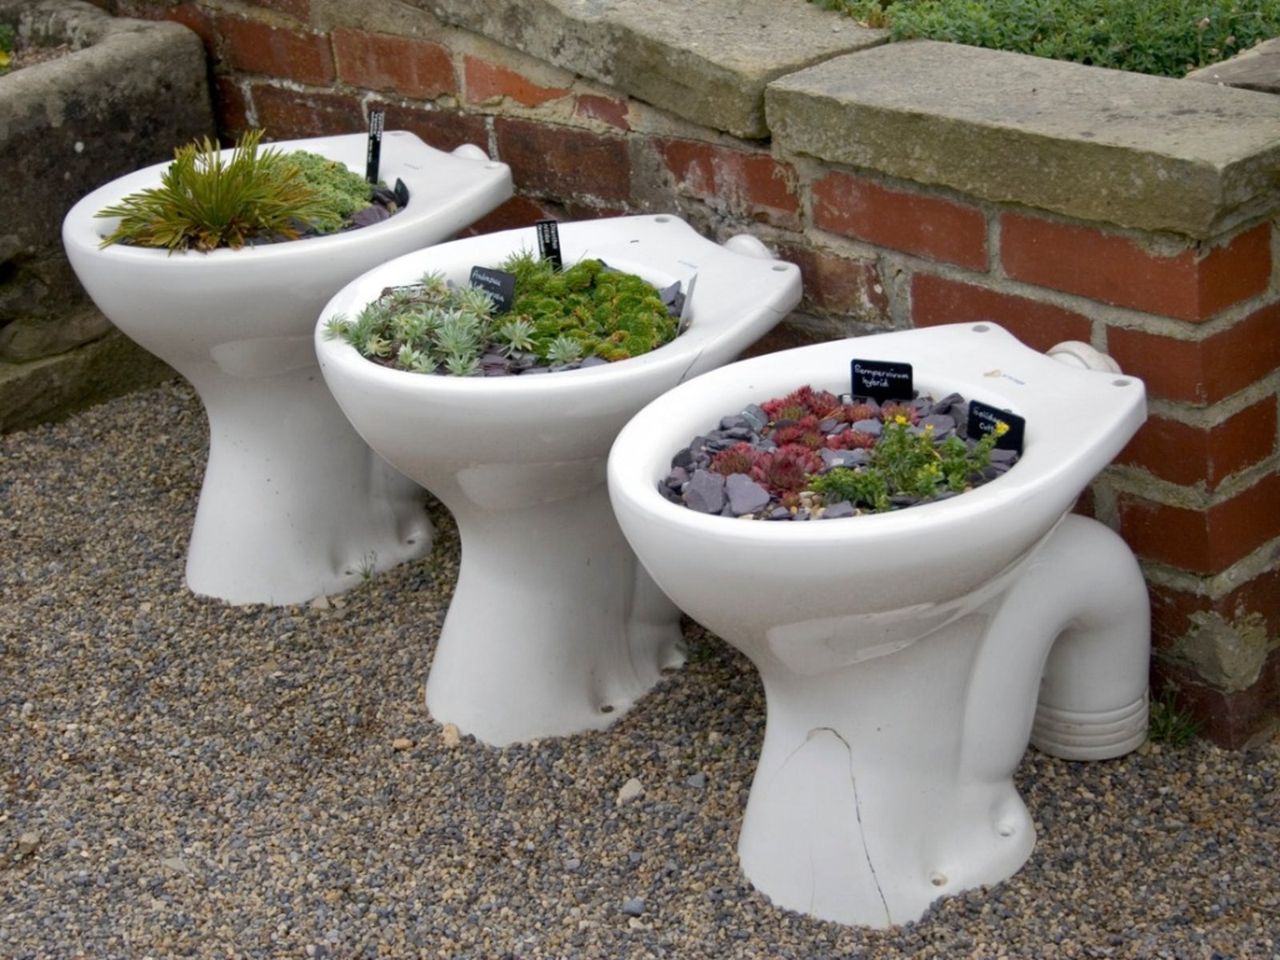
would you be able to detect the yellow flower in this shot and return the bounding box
[893,414,909,425]
[994,420,1010,437]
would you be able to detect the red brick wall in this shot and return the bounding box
[113,0,1279,747]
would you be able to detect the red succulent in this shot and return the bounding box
[750,443,822,495]
[709,442,759,477]
[826,429,877,450]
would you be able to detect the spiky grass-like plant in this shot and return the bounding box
[96,129,338,252]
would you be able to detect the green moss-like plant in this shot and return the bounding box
[325,250,681,376]
[0,24,14,75]
[96,129,358,253]
[287,151,373,233]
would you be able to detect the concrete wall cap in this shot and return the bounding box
[415,0,885,138]
[767,40,1280,238]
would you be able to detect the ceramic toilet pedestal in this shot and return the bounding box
[608,323,1151,927]
[316,215,803,745]
[63,132,513,605]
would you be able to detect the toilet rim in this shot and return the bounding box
[314,216,803,402]
[62,131,511,268]
[607,322,1145,548]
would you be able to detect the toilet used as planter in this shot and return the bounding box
[607,323,1150,927]
[63,131,513,605]
[315,214,802,745]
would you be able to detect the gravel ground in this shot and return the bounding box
[1,380,1277,959]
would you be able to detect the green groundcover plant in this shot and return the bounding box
[96,129,375,253]
[809,0,1280,76]
[0,23,14,74]
[324,253,680,377]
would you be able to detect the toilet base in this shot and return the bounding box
[732,517,1150,927]
[425,482,683,746]
[185,364,431,605]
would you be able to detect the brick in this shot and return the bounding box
[574,94,630,131]
[739,322,835,360]
[457,196,561,237]
[1116,472,1280,573]
[213,77,250,140]
[1117,399,1278,490]
[657,139,799,228]
[464,56,569,108]
[376,102,489,156]
[494,118,630,202]
[334,30,456,101]
[251,85,364,139]
[812,171,987,270]
[1152,653,1280,750]
[774,244,888,321]
[1001,216,1271,322]
[160,4,218,56]
[218,15,334,85]
[910,273,1091,352]
[1106,302,1280,404]
[1149,572,1280,653]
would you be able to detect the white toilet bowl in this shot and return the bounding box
[608,322,1150,927]
[63,132,513,605]
[315,215,802,745]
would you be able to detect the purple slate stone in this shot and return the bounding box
[725,473,771,516]
[852,418,882,437]
[919,414,956,437]
[349,204,392,228]
[671,447,695,471]
[767,507,793,520]
[741,404,768,432]
[821,500,855,519]
[579,355,609,368]
[683,469,725,514]
[821,448,871,470]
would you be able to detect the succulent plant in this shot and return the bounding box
[95,128,375,252]
[666,384,1017,519]
[326,248,682,377]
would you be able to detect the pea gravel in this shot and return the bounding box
[2,380,1277,959]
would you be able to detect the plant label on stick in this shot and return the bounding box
[536,219,563,271]
[851,359,913,402]
[366,109,385,184]
[469,266,517,314]
[967,399,1026,453]
[393,178,409,208]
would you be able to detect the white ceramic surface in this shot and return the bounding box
[607,323,1151,927]
[63,132,513,605]
[316,215,803,745]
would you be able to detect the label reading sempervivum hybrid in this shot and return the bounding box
[469,266,517,314]
[536,219,563,271]
[365,109,385,184]
[851,359,914,402]
[967,399,1026,453]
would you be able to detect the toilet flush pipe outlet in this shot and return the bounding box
[961,341,1149,771]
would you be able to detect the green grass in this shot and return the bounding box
[1148,690,1202,746]
[809,0,1280,76]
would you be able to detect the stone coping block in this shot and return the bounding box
[414,0,885,139]
[767,40,1280,239]
[1188,38,1280,96]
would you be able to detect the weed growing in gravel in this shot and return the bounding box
[1148,690,1202,746]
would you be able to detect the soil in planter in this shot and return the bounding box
[660,385,1020,520]
[324,252,683,378]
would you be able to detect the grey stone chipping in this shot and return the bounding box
[0,380,1276,958]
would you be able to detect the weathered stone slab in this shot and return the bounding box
[1188,38,1280,96]
[0,327,174,433]
[412,0,885,138]
[0,0,213,361]
[767,40,1280,238]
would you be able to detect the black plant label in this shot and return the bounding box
[366,109,385,184]
[968,399,1026,453]
[851,359,913,402]
[536,219,563,271]
[470,266,517,313]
